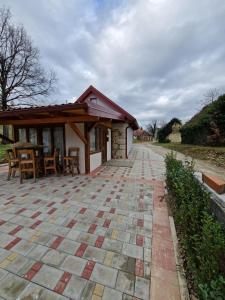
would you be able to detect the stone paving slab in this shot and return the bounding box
[0,145,180,299]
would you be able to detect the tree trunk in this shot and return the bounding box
[1,94,9,144]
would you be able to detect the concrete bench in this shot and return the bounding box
[202,173,225,194]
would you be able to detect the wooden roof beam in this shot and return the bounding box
[68,122,87,144]
[0,115,99,125]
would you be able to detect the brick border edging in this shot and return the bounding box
[150,181,182,299]
[169,216,190,300]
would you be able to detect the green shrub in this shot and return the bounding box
[165,153,225,298]
[199,276,225,300]
[181,94,225,145]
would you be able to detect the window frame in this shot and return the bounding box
[14,124,66,156]
[89,127,102,154]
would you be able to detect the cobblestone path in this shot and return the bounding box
[0,144,180,299]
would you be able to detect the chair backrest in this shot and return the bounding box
[68,147,79,157]
[17,149,35,161]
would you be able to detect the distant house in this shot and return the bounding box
[157,118,182,143]
[167,122,182,143]
[0,85,138,173]
[134,128,153,141]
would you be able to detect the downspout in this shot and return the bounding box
[125,125,129,159]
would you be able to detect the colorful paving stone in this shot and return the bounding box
[0,144,180,299]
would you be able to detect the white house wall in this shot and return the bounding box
[65,123,85,174]
[107,129,111,161]
[127,127,133,156]
[86,92,111,109]
[90,152,102,172]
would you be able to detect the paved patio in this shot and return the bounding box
[0,144,180,300]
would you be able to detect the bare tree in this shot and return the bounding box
[0,7,56,138]
[202,88,221,105]
[146,120,158,139]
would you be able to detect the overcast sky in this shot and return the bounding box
[1,0,225,127]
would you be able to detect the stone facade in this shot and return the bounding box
[167,122,181,143]
[112,123,127,159]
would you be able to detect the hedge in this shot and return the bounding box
[165,153,225,299]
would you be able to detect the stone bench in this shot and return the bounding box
[202,173,225,194]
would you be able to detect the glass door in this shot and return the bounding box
[18,128,27,142]
[29,128,37,144]
[53,126,65,160]
[42,128,52,155]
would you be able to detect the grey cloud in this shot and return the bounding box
[1,0,225,127]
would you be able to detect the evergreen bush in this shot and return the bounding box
[181,94,225,145]
[165,153,225,299]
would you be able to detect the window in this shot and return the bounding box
[42,128,52,155]
[90,97,97,104]
[15,126,65,156]
[18,128,27,142]
[53,127,64,158]
[90,127,101,153]
[29,128,37,144]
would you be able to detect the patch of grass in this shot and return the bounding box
[154,142,225,168]
[0,144,12,164]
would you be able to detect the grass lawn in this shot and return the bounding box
[0,144,12,164]
[154,142,225,168]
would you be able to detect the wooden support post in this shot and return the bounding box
[68,123,87,144]
[84,123,90,173]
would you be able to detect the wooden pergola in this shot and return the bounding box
[0,102,122,143]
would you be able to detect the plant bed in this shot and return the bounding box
[165,153,225,299]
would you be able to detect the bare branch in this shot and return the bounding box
[201,88,222,106]
[0,6,57,110]
[146,120,158,138]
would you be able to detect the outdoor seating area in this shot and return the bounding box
[6,143,80,183]
[0,144,180,300]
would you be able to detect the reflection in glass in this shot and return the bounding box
[42,128,52,155]
[29,128,37,144]
[18,128,26,142]
[54,127,64,160]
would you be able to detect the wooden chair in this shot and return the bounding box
[6,149,19,181]
[44,148,59,176]
[63,147,80,176]
[17,149,36,184]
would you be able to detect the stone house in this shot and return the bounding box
[134,128,153,141]
[167,122,182,143]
